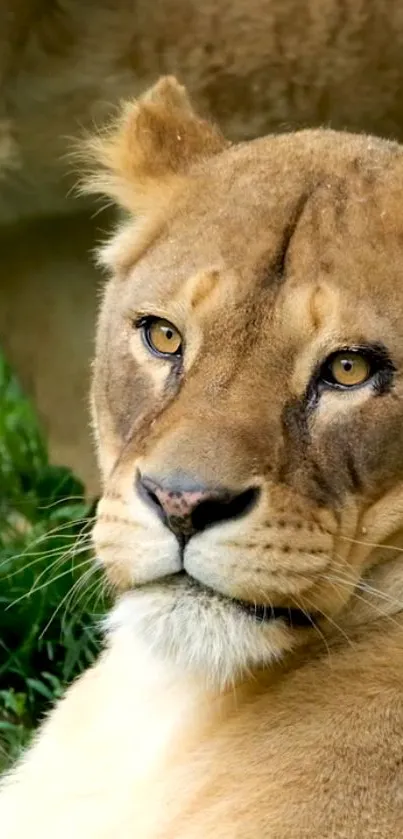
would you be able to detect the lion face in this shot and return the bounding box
[88,78,403,686]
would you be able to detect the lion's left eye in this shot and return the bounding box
[322,351,372,388]
[141,317,182,358]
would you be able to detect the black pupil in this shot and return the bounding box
[165,328,173,341]
[341,359,354,371]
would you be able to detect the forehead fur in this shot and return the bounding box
[81,76,403,282]
[115,137,403,302]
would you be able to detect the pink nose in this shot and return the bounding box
[140,474,215,520]
[138,473,259,539]
[151,486,209,518]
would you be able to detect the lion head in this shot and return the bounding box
[85,77,403,687]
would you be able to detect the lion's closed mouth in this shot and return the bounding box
[235,600,316,628]
[180,571,316,628]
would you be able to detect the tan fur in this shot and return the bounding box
[5,0,403,486]
[3,77,403,836]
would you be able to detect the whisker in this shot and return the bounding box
[6,558,93,610]
[323,572,403,626]
[12,537,91,592]
[0,532,91,569]
[340,534,403,554]
[71,575,107,622]
[330,551,403,609]
[302,593,356,651]
[3,538,93,577]
[40,564,101,640]
[65,565,100,613]
[291,597,333,662]
[0,514,96,563]
[36,497,94,512]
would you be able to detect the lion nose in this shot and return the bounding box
[138,474,259,541]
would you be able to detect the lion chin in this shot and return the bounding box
[107,576,301,690]
[4,77,403,838]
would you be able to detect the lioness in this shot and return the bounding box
[2,76,403,837]
[5,0,403,489]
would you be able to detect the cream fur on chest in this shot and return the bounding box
[0,628,228,839]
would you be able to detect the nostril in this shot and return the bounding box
[148,489,163,513]
[191,486,259,533]
[137,476,166,523]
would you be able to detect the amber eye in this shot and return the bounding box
[323,351,371,388]
[142,317,182,358]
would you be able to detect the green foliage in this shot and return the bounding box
[0,352,107,773]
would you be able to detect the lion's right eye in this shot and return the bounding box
[323,351,371,388]
[138,317,183,359]
[317,344,395,394]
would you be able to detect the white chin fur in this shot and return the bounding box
[107,582,297,690]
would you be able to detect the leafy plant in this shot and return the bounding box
[0,352,107,773]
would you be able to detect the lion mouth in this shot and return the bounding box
[235,599,316,628]
[177,572,316,629]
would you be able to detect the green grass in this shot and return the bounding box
[0,351,107,773]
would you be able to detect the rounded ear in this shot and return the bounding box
[80,76,229,214]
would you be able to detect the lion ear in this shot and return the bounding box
[81,76,229,213]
